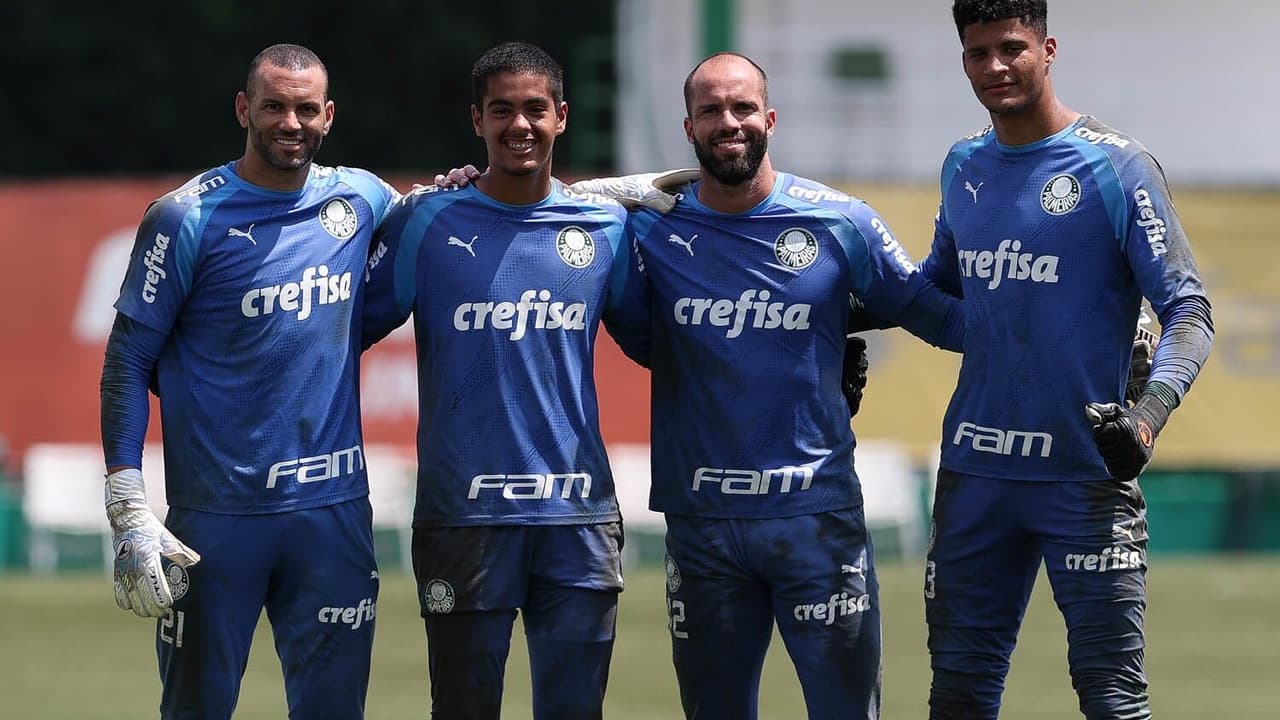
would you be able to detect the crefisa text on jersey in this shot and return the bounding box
[1133,189,1168,257]
[241,265,353,321]
[140,233,171,304]
[673,290,811,338]
[1073,126,1131,148]
[957,239,1060,291]
[453,290,588,341]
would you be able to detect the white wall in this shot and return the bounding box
[618,0,1280,184]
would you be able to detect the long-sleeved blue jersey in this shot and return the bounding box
[107,162,398,513]
[613,172,964,519]
[924,116,1211,481]
[361,182,629,528]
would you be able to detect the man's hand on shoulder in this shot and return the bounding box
[569,168,700,213]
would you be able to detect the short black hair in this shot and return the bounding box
[952,0,1048,41]
[246,44,327,99]
[682,52,769,116]
[471,41,564,107]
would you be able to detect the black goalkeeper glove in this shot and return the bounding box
[843,336,869,417]
[1085,388,1173,482]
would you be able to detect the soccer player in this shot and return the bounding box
[360,42,629,719]
[918,2,1214,718]
[604,53,966,720]
[100,44,397,719]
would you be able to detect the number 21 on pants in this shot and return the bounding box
[161,609,186,647]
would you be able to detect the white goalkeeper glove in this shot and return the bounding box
[104,468,200,618]
[569,168,701,213]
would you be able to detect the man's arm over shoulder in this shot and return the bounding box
[839,201,964,352]
[361,193,424,350]
[602,213,657,368]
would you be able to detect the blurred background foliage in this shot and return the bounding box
[0,1,616,177]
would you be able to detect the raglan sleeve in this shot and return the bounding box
[101,198,200,470]
[841,202,965,352]
[362,196,419,350]
[602,209,655,368]
[1119,153,1213,406]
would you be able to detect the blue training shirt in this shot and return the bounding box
[924,116,1210,481]
[361,181,630,528]
[613,172,964,519]
[111,162,397,513]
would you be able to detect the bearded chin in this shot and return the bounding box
[252,131,321,171]
[695,136,767,186]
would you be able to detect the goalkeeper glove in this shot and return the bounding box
[843,335,869,417]
[105,468,200,618]
[1124,305,1159,405]
[1125,339,1153,405]
[568,168,700,213]
[1085,385,1173,482]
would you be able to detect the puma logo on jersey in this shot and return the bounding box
[673,289,811,338]
[841,558,866,578]
[448,235,478,257]
[964,180,983,203]
[1112,523,1136,541]
[228,224,256,245]
[957,239,1060,290]
[668,233,696,256]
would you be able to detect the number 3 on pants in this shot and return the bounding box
[160,609,186,648]
[924,560,937,600]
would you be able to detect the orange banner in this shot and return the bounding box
[0,178,650,472]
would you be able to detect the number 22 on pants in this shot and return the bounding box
[668,598,689,639]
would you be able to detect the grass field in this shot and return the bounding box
[1,555,1277,718]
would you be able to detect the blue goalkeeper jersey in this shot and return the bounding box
[361,182,629,527]
[616,172,964,519]
[113,162,397,513]
[924,116,1209,481]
